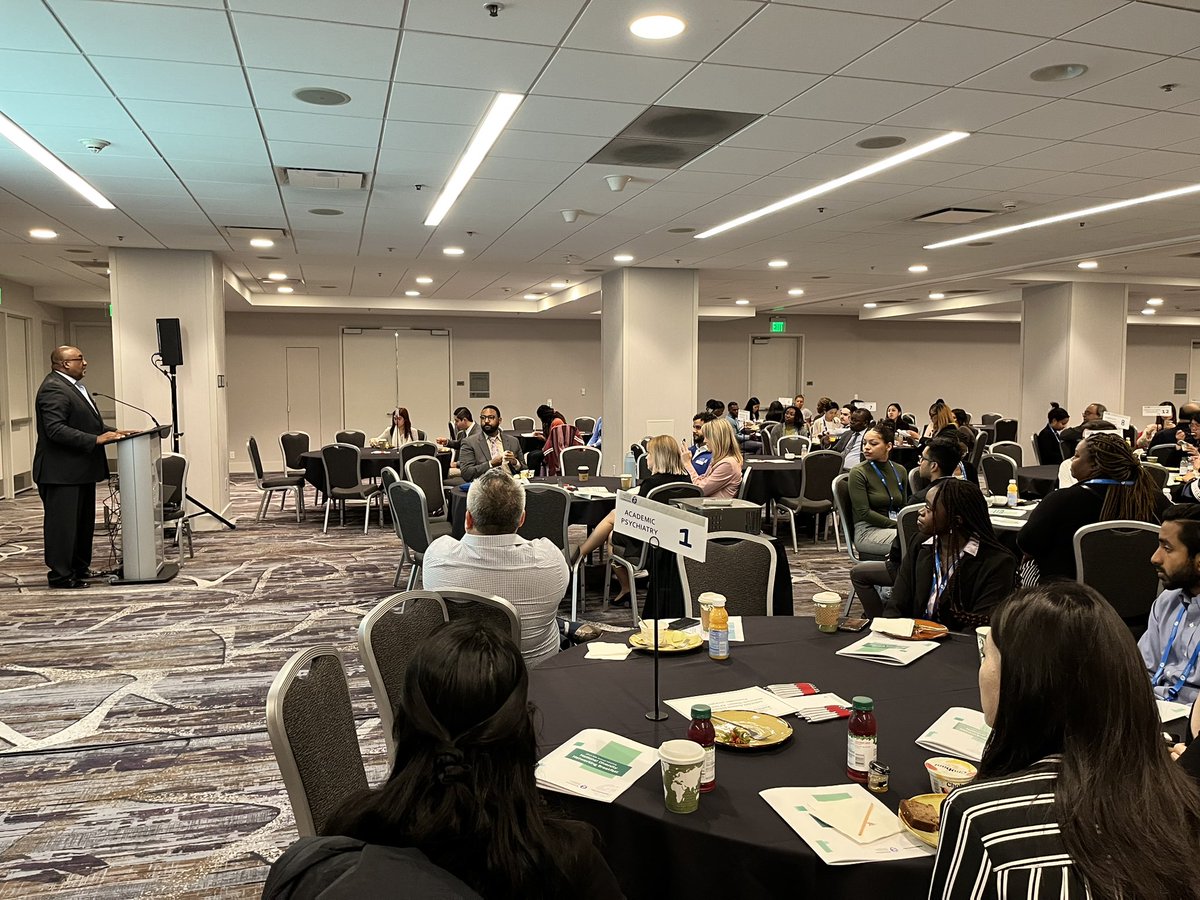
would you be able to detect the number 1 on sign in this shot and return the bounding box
[679,527,692,548]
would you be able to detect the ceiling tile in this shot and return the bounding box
[710,6,909,74]
[1079,112,1197,149]
[0,49,111,97]
[507,96,644,137]
[230,0,403,28]
[170,160,278,184]
[960,40,1164,97]
[374,148,458,183]
[4,0,77,53]
[659,64,819,114]
[999,140,1139,171]
[125,99,263,139]
[0,92,134,133]
[407,0,586,45]
[1062,3,1200,55]
[247,69,390,118]
[882,89,1050,132]
[386,84,495,126]
[93,58,253,105]
[233,13,399,81]
[565,0,762,61]
[379,120,472,155]
[473,157,578,184]
[1019,171,1139,196]
[985,98,1148,140]
[152,133,269,165]
[686,146,800,175]
[1069,58,1200,110]
[394,33,552,93]
[52,0,240,65]
[723,117,861,153]
[773,76,941,124]
[937,166,1063,191]
[492,130,609,164]
[261,110,383,148]
[1085,149,1200,178]
[933,134,1060,166]
[532,49,693,103]
[770,0,946,15]
[269,141,377,171]
[839,24,1043,87]
[925,0,1124,37]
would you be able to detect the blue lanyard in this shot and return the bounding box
[927,542,964,617]
[869,460,899,513]
[1151,602,1200,701]
[1081,478,1135,486]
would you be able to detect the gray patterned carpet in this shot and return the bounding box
[0,478,854,898]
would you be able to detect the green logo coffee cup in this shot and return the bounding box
[659,739,705,814]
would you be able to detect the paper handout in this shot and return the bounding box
[836,634,938,666]
[536,729,658,803]
[663,686,796,719]
[916,707,992,762]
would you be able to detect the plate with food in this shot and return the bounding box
[627,629,704,653]
[898,793,946,848]
[870,618,950,641]
[711,709,793,750]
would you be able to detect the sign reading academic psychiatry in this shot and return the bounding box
[613,490,708,563]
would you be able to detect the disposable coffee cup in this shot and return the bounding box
[812,591,842,633]
[577,465,589,482]
[697,591,724,633]
[620,473,633,490]
[975,626,991,662]
[659,739,705,814]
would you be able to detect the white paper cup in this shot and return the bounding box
[659,739,705,813]
[577,465,589,482]
[925,757,977,793]
[812,591,842,633]
[975,626,991,662]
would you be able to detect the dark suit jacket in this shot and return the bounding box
[33,372,113,485]
[456,429,522,481]
[884,533,1016,632]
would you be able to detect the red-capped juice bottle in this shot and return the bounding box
[846,696,877,783]
[687,704,716,792]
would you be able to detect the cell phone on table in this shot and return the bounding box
[837,616,869,632]
[668,617,700,630]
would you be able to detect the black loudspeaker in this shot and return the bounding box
[156,318,183,367]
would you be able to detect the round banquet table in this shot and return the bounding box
[450,475,621,539]
[299,447,451,494]
[504,429,544,456]
[741,455,803,506]
[529,618,980,899]
[1016,464,1058,498]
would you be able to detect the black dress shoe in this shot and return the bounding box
[48,577,90,589]
[75,568,110,581]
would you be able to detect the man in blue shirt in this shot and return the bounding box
[1140,504,1200,705]
[689,412,713,476]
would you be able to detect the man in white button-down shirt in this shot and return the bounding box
[422,468,569,668]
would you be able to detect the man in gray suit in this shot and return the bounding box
[457,405,522,481]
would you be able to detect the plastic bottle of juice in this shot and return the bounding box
[708,599,729,660]
[846,696,877,783]
[1006,478,1019,508]
[688,704,716,792]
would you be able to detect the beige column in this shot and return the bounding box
[109,248,230,528]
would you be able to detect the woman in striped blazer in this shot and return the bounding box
[930,582,1200,900]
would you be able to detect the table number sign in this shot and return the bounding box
[614,490,708,562]
[1102,412,1131,431]
[1143,405,1174,418]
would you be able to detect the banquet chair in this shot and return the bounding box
[989,441,1023,467]
[321,443,382,533]
[358,591,449,765]
[908,466,929,496]
[776,435,809,457]
[520,484,586,617]
[967,429,989,472]
[1074,520,1161,638]
[574,416,596,438]
[1143,463,1170,491]
[605,482,702,626]
[280,431,311,508]
[981,414,1002,426]
[773,449,840,551]
[511,416,536,432]
[161,451,193,559]
[266,645,368,837]
[380,465,402,492]
[832,473,888,615]
[678,532,777,618]
[896,502,923,563]
[388,479,453,589]
[993,418,1018,443]
[1147,444,1177,466]
[399,441,438,471]
[637,454,651,483]
[980,453,1019,496]
[439,589,521,644]
[335,429,367,448]
[561,445,601,477]
[404,456,449,521]
[249,435,306,523]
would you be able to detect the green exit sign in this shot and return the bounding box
[770,320,786,333]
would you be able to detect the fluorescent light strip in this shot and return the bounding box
[924,184,1200,250]
[0,111,115,210]
[423,92,524,227]
[695,131,969,240]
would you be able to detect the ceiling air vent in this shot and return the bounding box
[70,259,109,277]
[588,105,760,170]
[912,208,996,224]
[278,167,368,190]
[222,225,288,241]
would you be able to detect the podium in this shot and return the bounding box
[112,425,179,585]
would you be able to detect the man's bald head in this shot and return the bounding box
[50,346,86,379]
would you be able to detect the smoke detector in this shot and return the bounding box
[79,138,111,153]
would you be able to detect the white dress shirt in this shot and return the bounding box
[57,371,99,414]
[421,532,569,668]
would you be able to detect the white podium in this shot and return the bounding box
[112,425,178,584]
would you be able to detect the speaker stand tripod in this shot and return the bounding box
[164,363,236,531]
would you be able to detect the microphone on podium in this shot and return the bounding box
[92,391,162,429]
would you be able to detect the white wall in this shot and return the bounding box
[1125,324,1200,428]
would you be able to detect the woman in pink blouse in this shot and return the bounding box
[681,418,743,498]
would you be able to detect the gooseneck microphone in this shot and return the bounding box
[92,391,162,428]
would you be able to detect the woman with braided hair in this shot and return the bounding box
[884,478,1016,631]
[264,621,622,899]
[1018,432,1170,582]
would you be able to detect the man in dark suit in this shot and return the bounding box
[34,346,128,588]
[436,406,478,455]
[456,405,522,481]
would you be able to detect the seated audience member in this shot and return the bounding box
[1057,418,1117,487]
[436,407,476,454]
[576,435,690,607]
[688,412,714,475]
[793,394,814,424]
[930,582,1200,900]
[1018,433,1169,582]
[920,399,958,444]
[1173,443,1200,504]
[809,397,841,445]
[1139,504,1200,705]
[834,408,872,471]
[681,418,742,498]
[954,426,979,483]
[779,405,806,438]
[763,400,785,424]
[745,397,762,421]
[1035,402,1071,463]
[533,406,581,476]
[422,469,568,668]
[586,416,602,449]
[885,403,919,444]
[1169,699,1200,784]
[264,621,622,899]
[457,406,522,481]
[952,407,971,428]
[1136,400,1177,449]
[725,400,764,455]
[884,479,1015,631]
[847,423,907,557]
[912,436,964,503]
[1057,401,1106,458]
[371,407,425,449]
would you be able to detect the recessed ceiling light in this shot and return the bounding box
[249,237,274,248]
[855,136,907,150]
[267,272,287,281]
[443,247,465,256]
[1141,307,1156,315]
[768,259,788,268]
[735,299,750,305]
[695,131,969,240]
[29,228,57,239]
[1030,63,1088,83]
[926,184,1200,250]
[550,281,568,289]
[613,254,634,263]
[415,276,433,284]
[405,290,420,297]
[929,292,945,300]
[293,87,352,106]
[863,302,878,309]
[787,288,805,296]
[908,264,928,273]
[1077,260,1099,269]
[629,14,686,40]
[277,285,294,294]
[1147,297,1164,306]
[0,111,115,209]
[309,208,343,216]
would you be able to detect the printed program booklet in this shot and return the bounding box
[536,728,658,803]
[835,633,939,666]
[916,706,992,762]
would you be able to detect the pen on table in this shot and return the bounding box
[858,804,872,836]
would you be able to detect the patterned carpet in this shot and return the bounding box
[0,477,854,898]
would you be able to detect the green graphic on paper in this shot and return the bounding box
[813,792,854,803]
[564,740,639,779]
[859,641,905,654]
[951,717,990,742]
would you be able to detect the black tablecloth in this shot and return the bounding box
[504,430,544,456]
[742,456,802,505]
[450,476,621,538]
[300,448,451,493]
[891,445,919,470]
[1017,464,1058,498]
[530,618,978,898]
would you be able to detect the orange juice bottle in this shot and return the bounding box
[708,598,729,660]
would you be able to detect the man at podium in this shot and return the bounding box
[33,346,129,589]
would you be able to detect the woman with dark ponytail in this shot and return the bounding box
[1034,402,1070,463]
[264,621,622,899]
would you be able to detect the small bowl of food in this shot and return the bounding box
[925,756,977,794]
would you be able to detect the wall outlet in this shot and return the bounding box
[229,451,235,459]
[580,387,586,395]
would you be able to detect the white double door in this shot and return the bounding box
[341,328,452,442]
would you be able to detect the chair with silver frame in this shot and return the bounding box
[831,472,890,615]
[386,476,453,590]
[678,531,777,618]
[1073,520,1162,638]
[320,442,382,533]
[438,588,521,644]
[248,435,306,524]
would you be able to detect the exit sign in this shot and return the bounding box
[770,320,786,333]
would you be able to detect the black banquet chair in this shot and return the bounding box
[320,442,382,533]
[248,435,306,523]
[678,532,777,618]
[334,429,367,448]
[1074,520,1161,638]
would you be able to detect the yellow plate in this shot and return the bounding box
[711,709,793,750]
[899,792,946,848]
[627,630,704,653]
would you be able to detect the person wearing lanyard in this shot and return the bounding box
[884,479,1016,632]
[1140,504,1200,705]
[835,408,871,471]
[847,423,908,557]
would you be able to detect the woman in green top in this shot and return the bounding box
[847,422,908,557]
